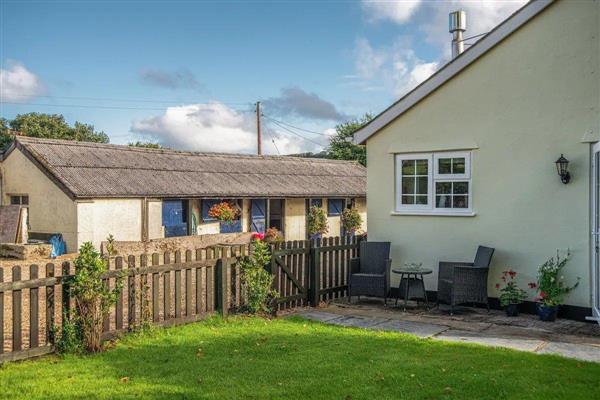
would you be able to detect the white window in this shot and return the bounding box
[395,152,472,215]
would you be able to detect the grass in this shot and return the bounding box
[0,316,599,400]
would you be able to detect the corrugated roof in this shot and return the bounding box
[11,137,366,199]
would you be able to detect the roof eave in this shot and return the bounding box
[353,0,554,145]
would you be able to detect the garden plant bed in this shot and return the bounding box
[0,316,599,399]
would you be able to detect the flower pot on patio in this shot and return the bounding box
[504,303,520,317]
[537,304,559,322]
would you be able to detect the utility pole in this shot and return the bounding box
[256,101,262,155]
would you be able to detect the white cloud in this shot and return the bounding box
[362,0,422,24]
[351,37,439,97]
[352,1,526,96]
[131,102,323,155]
[0,61,45,102]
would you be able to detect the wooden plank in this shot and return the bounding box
[196,249,205,315]
[115,257,124,330]
[0,269,3,354]
[140,254,149,327]
[185,250,192,316]
[12,265,22,352]
[45,264,55,345]
[334,237,340,299]
[61,262,71,320]
[206,248,214,312]
[102,258,111,334]
[151,253,160,323]
[174,251,182,318]
[127,255,136,330]
[29,265,39,348]
[163,252,171,320]
[309,238,320,306]
[0,345,54,364]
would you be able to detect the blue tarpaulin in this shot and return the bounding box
[49,234,66,258]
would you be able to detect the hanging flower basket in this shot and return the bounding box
[208,201,240,224]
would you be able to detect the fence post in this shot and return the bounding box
[215,258,229,318]
[309,240,321,307]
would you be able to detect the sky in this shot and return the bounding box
[0,0,526,155]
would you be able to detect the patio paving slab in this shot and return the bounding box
[434,329,545,352]
[369,319,448,338]
[295,310,343,323]
[537,342,600,363]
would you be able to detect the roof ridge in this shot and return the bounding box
[16,136,361,166]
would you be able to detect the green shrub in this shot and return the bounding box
[53,312,83,354]
[341,207,362,234]
[239,239,277,314]
[307,206,328,237]
[71,242,124,352]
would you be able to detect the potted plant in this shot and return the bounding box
[341,207,362,236]
[495,269,527,317]
[529,250,579,322]
[208,201,240,224]
[307,205,328,240]
[264,227,284,243]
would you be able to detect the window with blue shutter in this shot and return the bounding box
[162,200,189,237]
[327,199,344,216]
[251,199,266,233]
[310,198,322,208]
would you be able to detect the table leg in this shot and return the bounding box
[404,273,409,311]
[420,275,429,310]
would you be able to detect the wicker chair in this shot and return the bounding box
[348,241,392,304]
[437,246,495,315]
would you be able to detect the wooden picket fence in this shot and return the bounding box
[0,236,363,363]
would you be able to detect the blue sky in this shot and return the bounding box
[1,0,525,154]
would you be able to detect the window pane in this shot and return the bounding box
[402,160,415,175]
[402,195,415,205]
[10,196,20,205]
[436,195,451,208]
[415,196,428,205]
[436,182,451,194]
[452,158,466,174]
[453,182,469,194]
[438,158,452,174]
[416,177,428,195]
[22,196,29,205]
[453,196,468,208]
[416,159,428,175]
[402,177,415,194]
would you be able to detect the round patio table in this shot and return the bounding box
[392,267,432,311]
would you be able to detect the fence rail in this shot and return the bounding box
[0,236,363,362]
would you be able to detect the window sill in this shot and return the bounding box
[390,210,477,217]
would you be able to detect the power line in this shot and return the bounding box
[261,114,329,136]
[4,93,253,106]
[267,118,326,147]
[263,129,281,155]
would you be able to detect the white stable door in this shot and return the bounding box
[590,142,600,323]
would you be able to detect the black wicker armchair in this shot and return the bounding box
[437,246,495,315]
[348,241,392,304]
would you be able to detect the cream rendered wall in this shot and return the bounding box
[284,198,306,240]
[0,149,78,252]
[77,199,143,250]
[147,200,163,239]
[366,0,599,307]
[355,198,367,234]
[323,197,341,237]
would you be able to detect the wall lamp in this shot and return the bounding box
[555,154,570,184]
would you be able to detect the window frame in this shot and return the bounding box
[395,152,473,216]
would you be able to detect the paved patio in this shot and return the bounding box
[292,299,600,363]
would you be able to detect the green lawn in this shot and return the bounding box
[0,316,599,400]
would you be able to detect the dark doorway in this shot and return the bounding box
[268,199,284,232]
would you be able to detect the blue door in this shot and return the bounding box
[162,200,188,237]
[251,199,266,233]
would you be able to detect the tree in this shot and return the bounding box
[326,113,372,166]
[128,141,163,149]
[0,113,109,150]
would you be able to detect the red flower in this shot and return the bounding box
[528,282,537,289]
[252,232,265,241]
[508,270,516,278]
[495,283,500,289]
[539,291,546,298]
